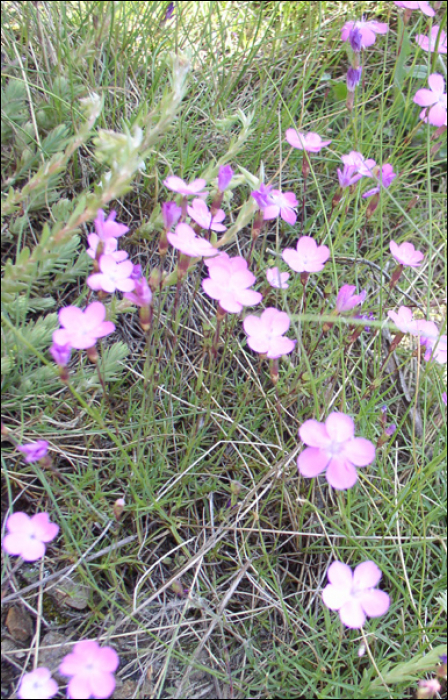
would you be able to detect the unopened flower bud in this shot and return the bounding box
[113,498,125,521]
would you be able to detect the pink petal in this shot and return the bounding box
[267,336,295,358]
[280,207,297,225]
[414,88,438,107]
[89,672,116,698]
[326,458,358,489]
[282,248,303,272]
[116,278,136,292]
[285,128,303,149]
[202,278,224,301]
[428,73,445,95]
[299,419,331,448]
[236,289,262,307]
[322,583,353,611]
[339,599,366,628]
[359,589,390,618]
[59,306,83,329]
[360,27,377,48]
[2,532,27,556]
[353,561,382,590]
[243,315,262,337]
[164,175,186,192]
[229,257,249,273]
[22,537,47,561]
[297,447,329,477]
[31,513,59,542]
[370,22,389,34]
[283,191,299,206]
[6,512,32,532]
[87,273,107,291]
[263,204,280,220]
[209,265,231,285]
[98,255,116,275]
[94,321,115,339]
[325,412,355,442]
[428,103,447,127]
[267,309,290,336]
[247,335,270,354]
[52,329,72,346]
[341,22,354,42]
[344,437,376,466]
[83,302,106,331]
[219,293,242,314]
[327,561,354,588]
[231,269,257,290]
[97,647,119,672]
[66,676,92,699]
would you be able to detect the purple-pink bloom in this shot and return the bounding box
[2,512,59,561]
[53,301,115,350]
[297,412,376,490]
[285,129,332,153]
[167,223,219,258]
[251,183,273,209]
[163,175,207,197]
[218,165,234,191]
[421,332,447,364]
[416,26,447,54]
[261,189,298,225]
[322,560,390,628]
[347,66,363,92]
[187,198,227,232]
[17,440,49,463]
[86,234,128,262]
[362,164,397,198]
[17,667,58,700]
[123,275,152,307]
[349,26,363,52]
[394,1,435,16]
[337,164,363,188]
[417,679,442,699]
[93,210,129,242]
[202,256,262,313]
[87,255,135,294]
[335,285,367,313]
[282,236,330,273]
[266,267,290,289]
[387,306,419,334]
[162,201,182,229]
[341,21,389,49]
[243,308,296,358]
[390,240,424,267]
[59,640,119,700]
[414,73,447,127]
[442,392,447,406]
[50,343,72,367]
[341,151,376,178]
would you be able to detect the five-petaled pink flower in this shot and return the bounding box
[341,20,389,49]
[282,236,330,273]
[297,411,376,489]
[86,234,128,262]
[390,240,424,267]
[285,129,332,153]
[17,440,49,463]
[394,1,435,16]
[362,164,397,198]
[187,198,227,232]
[167,223,219,258]
[87,255,135,294]
[53,302,115,350]
[387,306,418,335]
[59,640,119,700]
[261,189,298,225]
[416,26,447,54]
[414,73,447,127]
[243,308,296,358]
[341,151,376,178]
[266,267,290,289]
[335,285,367,313]
[93,210,129,242]
[163,175,207,197]
[202,256,262,313]
[2,512,59,561]
[322,560,390,628]
[18,667,58,700]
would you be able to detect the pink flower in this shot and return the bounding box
[18,667,58,700]
[416,25,447,53]
[162,201,182,229]
[2,512,59,561]
[394,1,435,16]
[93,210,129,242]
[362,164,397,198]
[322,560,390,628]
[59,640,119,700]
[341,151,376,178]
[187,198,227,232]
[17,440,49,463]
[390,240,424,267]
[251,183,273,209]
[341,20,389,49]
[335,285,367,313]
[297,412,376,489]
[167,223,219,258]
[87,255,136,294]
[414,73,447,127]
[417,679,442,699]
[123,275,152,307]
[387,306,419,334]
[218,165,234,191]
[202,256,262,313]
[442,392,447,406]
[266,267,290,289]
[50,342,72,367]
[285,129,332,153]
[282,236,330,273]
[261,189,298,225]
[346,66,363,92]
[337,165,363,188]
[53,301,115,350]
[421,332,447,364]
[243,308,296,358]
[163,175,207,197]
[86,234,128,262]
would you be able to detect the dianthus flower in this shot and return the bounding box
[2,512,59,561]
[335,285,367,313]
[394,1,435,16]
[163,175,207,197]
[202,256,262,313]
[414,73,447,127]
[93,209,129,242]
[167,223,219,258]
[390,240,424,267]
[416,26,447,54]
[266,267,290,289]
[341,20,389,49]
[53,302,115,350]
[87,255,135,294]
[341,151,376,178]
[260,189,298,225]
[285,129,332,153]
[17,667,58,700]
[187,198,227,232]
[362,164,397,198]
[282,236,330,273]
[17,440,49,463]
[59,640,119,700]
[243,308,296,358]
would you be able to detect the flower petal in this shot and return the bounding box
[344,437,376,466]
[428,73,445,95]
[322,582,352,611]
[339,599,366,628]
[297,447,329,477]
[298,420,331,448]
[266,336,295,358]
[353,561,383,590]
[326,458,358,490]
[327,561,354,588]
[413,88,438,107]
[325,412,355,442]
[358,589,391,618]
